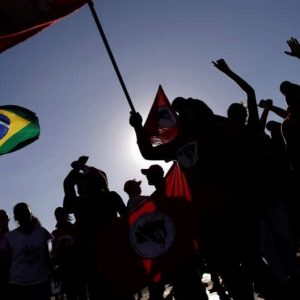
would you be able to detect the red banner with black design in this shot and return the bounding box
[93,162,198,297]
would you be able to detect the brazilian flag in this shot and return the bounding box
[0,105,40,155]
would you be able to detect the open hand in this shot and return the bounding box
[212,58,231,73]
[71,155,89,170]
[285,37,300,59]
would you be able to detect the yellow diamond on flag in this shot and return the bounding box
[0,105,40,155]
[0,109,30,147]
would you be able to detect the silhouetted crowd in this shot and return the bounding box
[1,37,300,300]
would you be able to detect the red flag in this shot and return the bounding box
[0,0,87,53]
[165,161,192,202]
[93,162,198,297]
[143,85,181,146]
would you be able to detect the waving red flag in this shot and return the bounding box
[143,85,181,146]
[0,0,87,53]
[93,162,198,297]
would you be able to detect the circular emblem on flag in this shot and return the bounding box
[0,114,10,139]
[130,211,175,258]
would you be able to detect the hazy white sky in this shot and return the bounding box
[1,0,300,231]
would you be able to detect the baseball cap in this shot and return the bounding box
[141,164,164,177]
[124,179,141,193]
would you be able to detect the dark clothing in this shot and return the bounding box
[52,221,87,300]
[282,111,300,174]
[64,191,127,239]
[63,169,127,300]
[7,281,51,300]
[134,115,275,299]
[0,227,8,241]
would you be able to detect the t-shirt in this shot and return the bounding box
[0,225,53,285]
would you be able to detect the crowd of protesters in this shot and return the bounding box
[1,37,300,300]
[129,36,300,300]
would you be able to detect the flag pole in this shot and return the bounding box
[87,0,136,113]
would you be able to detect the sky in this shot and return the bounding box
[1,0,300,232]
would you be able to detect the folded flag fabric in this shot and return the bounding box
[0,0,87,53]
[144,85,181,146]
[0,105,40,155]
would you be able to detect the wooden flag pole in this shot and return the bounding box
[87,0,136,113]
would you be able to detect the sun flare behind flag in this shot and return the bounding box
[0,105,40,155]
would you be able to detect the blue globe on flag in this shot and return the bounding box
[0,114,10,139]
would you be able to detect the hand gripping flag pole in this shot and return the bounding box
[87,0,136,113]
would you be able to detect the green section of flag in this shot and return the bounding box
[1,105,37,119]
[0,105,40,155]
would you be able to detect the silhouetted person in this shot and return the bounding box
[279,81,300,174]
[141,164,165,191]
[52,207,87,300]
[130,98,255,300]
[212,58,261,131]
[123,179,146,300]
[140,165,166,300]
[258,115,298,287]
[278,81,300,254]
[63,156,127,300]
[0,210,9,241]
[258,99,291,205]
[258,80,300,176]
[0,209,9,299]
[261,80,300,235]
[124,179,147,212]
[0,202,52,300]
[265,119,291,186]
[213,59,288,300]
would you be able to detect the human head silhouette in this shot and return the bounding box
[0,209,9,227]
[227,103,247,125]
[124,179,142,197]
[172,97,214,134]
[54,206,72,223]
[141,164,164,187]
[77,167,108,195]
[280,81,300,107]
[13,202,32,226]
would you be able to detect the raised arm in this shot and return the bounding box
[258,100,288,119]
[212,58,259,128]
[129,111,175,161]
[258,99,273,130]
[285,37,300,59]
[63,156,88,213]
